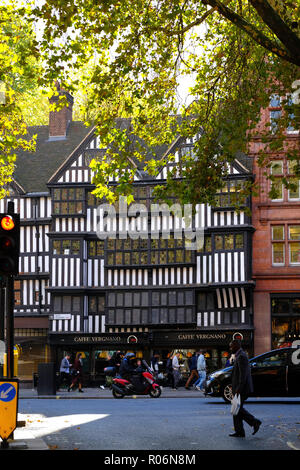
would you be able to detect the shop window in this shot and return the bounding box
[272,298,290,314]
[271,296,300,348]
[14,340,49,381]
[292,298,300,314]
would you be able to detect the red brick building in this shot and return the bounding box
[250,99,300,355]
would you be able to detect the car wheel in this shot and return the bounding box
[149,386,161,398]
[221,383,233,403]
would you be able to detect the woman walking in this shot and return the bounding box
[68,352,84,393]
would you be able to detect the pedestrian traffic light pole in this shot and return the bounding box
[0,281,5,377]
[0,201,20,379]
[5,275,14,379]
[0,202,20,449]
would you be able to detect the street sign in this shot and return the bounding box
[0,379,19,441]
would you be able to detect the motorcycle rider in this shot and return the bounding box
[119,353,138,379]
[119,353,144,391]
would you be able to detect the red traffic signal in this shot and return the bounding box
[0,213,20,276]
[1,215,15,231]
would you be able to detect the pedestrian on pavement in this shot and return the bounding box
[150,352,160,379]
[185,352,199,389]
[59,353,72,389]
[108,350,124,374]
[172,352,181,390]
[229,339,261,437]
[194,350,207,391]
[69,352,84,393]
[166,352,174,388]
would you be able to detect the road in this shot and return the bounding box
[17,396,300,452]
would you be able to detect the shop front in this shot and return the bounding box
[152,329,254,377]
[49,332,150,386]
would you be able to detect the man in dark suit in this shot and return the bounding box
[229,339,261,437]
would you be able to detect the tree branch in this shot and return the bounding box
[248,0,300,62]
[202,0,300,66]
[148,6,218,37]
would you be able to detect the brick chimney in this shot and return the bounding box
[49,82,73,140]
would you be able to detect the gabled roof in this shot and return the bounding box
[13,121,93,193]
[13,118,253,194]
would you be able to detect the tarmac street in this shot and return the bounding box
[4,387,300,452]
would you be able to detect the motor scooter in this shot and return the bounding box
[111,360,161,398]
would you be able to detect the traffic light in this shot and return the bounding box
[0,213,20,276]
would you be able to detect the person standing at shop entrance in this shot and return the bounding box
[229,339,261,437]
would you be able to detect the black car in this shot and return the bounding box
[205,346,300,403]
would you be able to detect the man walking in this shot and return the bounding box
[185,352,199,389]
[172,352,181,390]
[194,350,206,391]
[229,339,261,437]
[59,353,72,389]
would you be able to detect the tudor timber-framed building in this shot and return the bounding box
[2,89,255,384]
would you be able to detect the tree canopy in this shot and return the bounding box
[7,1,300,205]
[0,1,41,198]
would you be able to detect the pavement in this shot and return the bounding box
[1,385,205,451]
[19,385,205,399]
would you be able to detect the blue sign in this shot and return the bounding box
[0,383,16,402]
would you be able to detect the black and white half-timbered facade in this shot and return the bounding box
[5,92,255,383]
